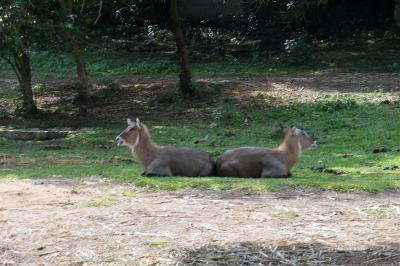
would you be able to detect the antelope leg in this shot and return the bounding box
[145,159,173,177]
[260,162,289,178]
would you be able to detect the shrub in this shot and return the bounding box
[211,100,244,126]
[316,96,358,112]
[282,33,313,65]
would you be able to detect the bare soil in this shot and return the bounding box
[1,73,400,120]
[1,73,400,265]
[1,179,400,265]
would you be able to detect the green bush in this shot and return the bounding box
[282,34,314,66]
[316,96,358,112]
[32,83,47,94]
[212,100,244,126]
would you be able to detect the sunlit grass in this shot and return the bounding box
[82,198,116,207]
[1,94,400,192]
[121,189,138,198]
[359,208,393,218]
[143,241,167,248]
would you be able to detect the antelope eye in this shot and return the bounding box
[128,127,135,131]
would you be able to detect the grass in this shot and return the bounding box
[4,51,298,80]
[1,93,400,192]
[121,189,138,198]
[353,207,393,218]
[83,198,116,207]
[1,34,400,80]
[143,241,167,248]
[0,34,400,193]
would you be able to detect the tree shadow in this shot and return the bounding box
[168,241,400,265]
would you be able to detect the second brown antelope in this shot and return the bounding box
[116,118,215,177]
[216,126,316,178]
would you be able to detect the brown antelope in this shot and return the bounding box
[116,118,215,177]
[216,126,316,178]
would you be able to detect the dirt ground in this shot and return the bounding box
[1,72,400,120]
[1,178,400,265]
[1,73,400,265]
[78,73,400,120]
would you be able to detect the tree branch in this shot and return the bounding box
[80,0,86,14]
[94,0,103,25]
[1,55,22,84]
[13,53,23,73]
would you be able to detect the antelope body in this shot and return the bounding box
[116,118,215,177]
[216,126,316,178]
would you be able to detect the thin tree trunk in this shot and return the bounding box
[63,30,90,101]
[395,0,400,28]
[13,50,38,114]
[59,0,89,116]
[169,0,195,99]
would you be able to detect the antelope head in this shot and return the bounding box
[116,118,142,148]
[283,126,317,152]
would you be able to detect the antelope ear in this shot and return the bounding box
[127,118,133,125]
[136,117,141,128]
[292,127,301,136]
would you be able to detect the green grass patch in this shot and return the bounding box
[356,208,393,218]
[121,189,138,198]
[1,35,400,82]
[82,198,116,207]
[0,94,400,192]
[143,241,167,248]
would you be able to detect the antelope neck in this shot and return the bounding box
[277,137,301,170]
[130,125,159,167]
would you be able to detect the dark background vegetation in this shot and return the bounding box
[1,0,400,116]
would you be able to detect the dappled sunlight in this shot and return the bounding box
[1,73,399,192]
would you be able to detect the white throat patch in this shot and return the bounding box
[297,139,302,155]
[129,134,141,156]
[133,134,140,148]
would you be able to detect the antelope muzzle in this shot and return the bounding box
[115,136,125,146]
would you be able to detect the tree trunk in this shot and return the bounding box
[14,50,38,114]
[63,30,90,101]
[395,0,400,28]
[59,0,89,116]
[169,0,195,99]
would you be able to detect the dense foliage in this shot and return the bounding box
[1,0,400,115]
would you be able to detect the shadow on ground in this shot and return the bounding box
[167,242,400,265]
